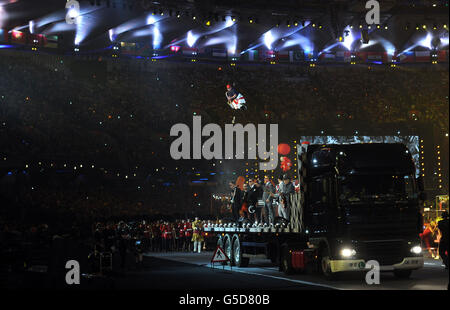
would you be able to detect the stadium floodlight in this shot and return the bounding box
[67,7,80,20]
[263,30,275,49]
[187,30,198,47]
[418,32,433,49]
[29,20,35,34]
[342,26,354,50]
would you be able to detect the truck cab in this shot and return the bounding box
[299,143,424,278]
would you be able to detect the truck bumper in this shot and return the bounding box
[330,257,424,273]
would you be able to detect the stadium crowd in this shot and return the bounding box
[0,50,448,283]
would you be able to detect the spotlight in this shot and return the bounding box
[444,24,448,29]
[416,24,420,30]
[192,15,196,20]
[377,24,381,29]
[294,21,298,26]
[318,24,322,29]
[176,11,181,18]
[384,24,388,30]
[205,20,211,26]
[312,22,316,27]
[422,24,426,29]
[152,9,156,15]
[160,10,164,16]
[359,24,363,29]
[287,20,291,27]
[249,17,253,23]
[231,16,236,22]
[433,24,437,29]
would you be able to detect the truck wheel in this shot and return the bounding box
[224,235,234,266]
[320,247,337,280]
[269,243,279,265]
[393,269,412,279]
[281,247,294,275]
[217,236,224,249]
[232,238,248,267]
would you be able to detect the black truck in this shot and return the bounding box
[204,143,425,279]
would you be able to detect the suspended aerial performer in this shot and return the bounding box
[225,84,247,123]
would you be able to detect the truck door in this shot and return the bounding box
[306,177,331,235]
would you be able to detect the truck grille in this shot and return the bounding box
[361,241,406,266]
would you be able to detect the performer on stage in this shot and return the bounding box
[191,217,204,254]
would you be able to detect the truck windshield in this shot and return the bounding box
[339,174,417,202]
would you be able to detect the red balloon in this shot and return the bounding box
[277,143,291,155]
[280,157,292,172]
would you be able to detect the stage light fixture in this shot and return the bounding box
[176,11,181,18]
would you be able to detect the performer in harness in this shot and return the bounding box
[225,84,247,124]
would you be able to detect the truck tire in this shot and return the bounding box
[281,246,294,275]
[217,236,224,249]
[224,234,234,266]
[320,247,338,280]
[232,238,248,267]
[268,243,279,265]
[393,269,412,279]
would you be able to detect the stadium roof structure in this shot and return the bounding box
[1,0,449,54]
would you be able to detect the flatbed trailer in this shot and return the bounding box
[205,143,425,279]
[204,223,314,274]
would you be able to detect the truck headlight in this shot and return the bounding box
[410,245,422,254]
[340,248,356,258]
